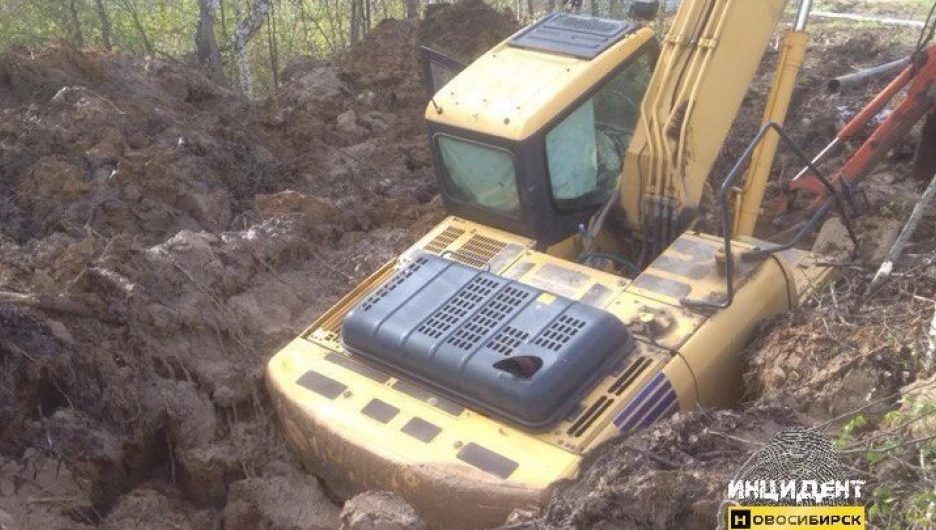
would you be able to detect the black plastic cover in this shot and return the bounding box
[341,254,633,431]
[630,0,660,20]
[509,13,639,60]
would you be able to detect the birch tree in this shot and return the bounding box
[350,0,362,44]
[231,0,273,99]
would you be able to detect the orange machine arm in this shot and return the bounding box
[790,45,936,205]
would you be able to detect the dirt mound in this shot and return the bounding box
[222,474,339,530]
[0,0,515,248]
[0,1,517,528]
[0,42,280,244]
[274,0,516,205]
[340,491,428,530]
[508,404,804,529]
[420,0,518,62]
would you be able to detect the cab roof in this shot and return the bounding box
[425,14,654,142]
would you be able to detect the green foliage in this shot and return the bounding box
[0,1,69,47]
[835,413,867,448]
[841,397,936,529]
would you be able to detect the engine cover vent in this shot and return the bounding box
[360,256,429,311]
[424,226,465,254]
[566,355,652,438]
[341,254,633,431]
[451,234,508,268]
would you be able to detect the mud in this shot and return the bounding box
[507,404,806,529]
[339,491,427,530]
[0,1,515,528]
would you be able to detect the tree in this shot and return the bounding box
[231,0,273,99]
[406,0,418,19]
[94,0,112,50]
[195,0,227,84]
[350,0,362,44]
[64,0,84,48]
[266,0,279,89]
[117,0,154,55]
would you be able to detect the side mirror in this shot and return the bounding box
[630,0,660,20]
[419,46,467,95]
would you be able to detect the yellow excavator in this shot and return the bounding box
[267,0,838,527]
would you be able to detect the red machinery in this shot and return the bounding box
[786,44,936,209]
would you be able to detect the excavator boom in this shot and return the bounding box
[620,0,789,250]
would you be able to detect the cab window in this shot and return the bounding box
[546,52,653,211]
[437,135,520,214]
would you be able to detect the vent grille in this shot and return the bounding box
[311,313,344,347]
[307,261,398,349]
[447,321,489,351]
[319,329,341,347]
[564,356,652,438]
[424,226,465,254]
[319,310,344,346]
[452,235,508,268]
[486,326,531,356]
[447,287,531,351]
[534,315,586,352]
[361,257,428,311]
[609,356,652,396]
[567,396,614,437]
[417,276,502,339]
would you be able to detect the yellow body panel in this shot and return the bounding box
[267,217,833,528]
[425,28,655,141]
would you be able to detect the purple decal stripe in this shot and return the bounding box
[612,372,666,428]
[614,372,678,432]
[638,392,678,429]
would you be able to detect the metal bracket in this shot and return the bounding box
[681,122,860,310]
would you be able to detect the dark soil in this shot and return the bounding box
[0,2,517,528]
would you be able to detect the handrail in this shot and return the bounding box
[681,122,858,310]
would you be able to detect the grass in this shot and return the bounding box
[811,0,933,19]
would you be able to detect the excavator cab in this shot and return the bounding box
[424,13,657,246]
